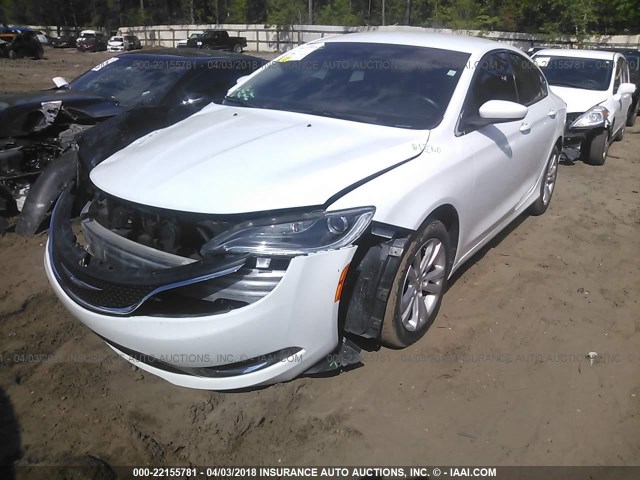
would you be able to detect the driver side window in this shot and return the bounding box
[458,52,518,135]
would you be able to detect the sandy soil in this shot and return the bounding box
[1,47,639,471]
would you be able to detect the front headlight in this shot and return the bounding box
[196,41,203,46]
[201,207,375,257]
[570,106,609,128]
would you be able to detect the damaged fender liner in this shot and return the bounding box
[49,185,248,316]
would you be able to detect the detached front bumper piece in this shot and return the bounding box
[45,187,356,390]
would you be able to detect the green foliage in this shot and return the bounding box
[0,0,638,34]
[266,0,305,26]
[317,0,360,25]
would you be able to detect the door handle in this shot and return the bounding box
[548,109,556,118]
[520,123,531,133]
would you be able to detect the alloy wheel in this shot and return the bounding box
[400,238,447,331]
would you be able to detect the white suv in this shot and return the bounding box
[533,49,636,165]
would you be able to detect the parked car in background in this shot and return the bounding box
[76,30,107,52]
[45,33,566,390]
[177,31,203,47]
[51,33,78,48]
[107,35,142,52]
[34,30,50,45]
[0,30,43,59]
[0,49,266,235]
[534,49,635,165]
[186,30,247,52]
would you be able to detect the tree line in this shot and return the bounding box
[1,0,638,35]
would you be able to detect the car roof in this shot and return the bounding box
[320,31,523,55]
[533,48,620,60]
[118,48,264,62]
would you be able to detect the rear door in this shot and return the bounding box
[508,52,556,191]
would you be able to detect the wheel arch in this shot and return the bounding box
[340,202,460,340]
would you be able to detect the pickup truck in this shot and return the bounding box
[186,30,247,53]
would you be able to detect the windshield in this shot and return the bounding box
[224,42,470,129]
[69,56,186,107]
[535,56,613,91]
[110,36,123,42]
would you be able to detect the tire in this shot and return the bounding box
[8,49,16,60]
[233,44,243,53]
[202,44,212,50]
[529,145,559,216]
[0,217,7,236]
[614,123,626,142]
[626,104,638,127]
[583,130,609,166]
[381,219,452,348]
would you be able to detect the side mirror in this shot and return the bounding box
[181,96,205,106]
[52,77,69,88]
[617,83,636,96]
[479,100,528,122]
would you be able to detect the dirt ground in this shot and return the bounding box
[1,47,640,471]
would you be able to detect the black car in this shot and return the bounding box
[0,49,266,235]
[51,34,78,48]
[76,31,108,52]
[0,30,44,59]
[186,30,247,53]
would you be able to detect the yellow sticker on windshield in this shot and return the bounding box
[276,42,324,62]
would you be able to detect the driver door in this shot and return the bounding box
[455,51,531,251]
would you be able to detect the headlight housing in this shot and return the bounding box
[196,41,203,46]
[201,207,375,257]
[570,106,609,129]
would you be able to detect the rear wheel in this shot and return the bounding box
[233,44,243,53]
[529,146,559,216]
[614,123,626,141]
[583,130,609,166]
[381,220,451,348]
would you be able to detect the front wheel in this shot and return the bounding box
[381,220,451,348]
[529,146,559,216]
[583,130,609,166]
[627,104,638,127]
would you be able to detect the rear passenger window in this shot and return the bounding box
[458,52,517,134]
[508,53,547,105]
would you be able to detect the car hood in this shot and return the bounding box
[91,104,428,214]
[548,86,610,113]
[0,89,123,137]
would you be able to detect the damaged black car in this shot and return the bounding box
[0,49,266,235]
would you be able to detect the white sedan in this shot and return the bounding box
[533,48,636,165]
[45,32,566,390]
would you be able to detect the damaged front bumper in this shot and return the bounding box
[562,112,608,161]
[45,186,357,389]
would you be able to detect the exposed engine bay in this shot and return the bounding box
[0,123,92,215]
[0,98,97,218]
